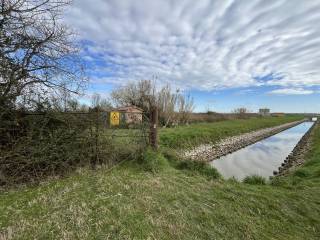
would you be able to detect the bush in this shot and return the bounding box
[0,111,147,186]
[140,148,169,173]
[243,175,266,185]
[176,160,221,180]
[0,116,95,186]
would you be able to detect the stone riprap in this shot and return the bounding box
[183,120,306,162]
[275,121,317,176]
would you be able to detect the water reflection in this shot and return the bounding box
[210,122,314,180]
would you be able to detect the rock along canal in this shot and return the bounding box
[210,121,314,180]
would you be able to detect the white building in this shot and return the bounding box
[259,108,270,116]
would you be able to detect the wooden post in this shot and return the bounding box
[94,108,100,166]
[149,106,158,150]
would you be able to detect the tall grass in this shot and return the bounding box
[176,160,221,180]
[243,175,266,185]
[139,148,169,173]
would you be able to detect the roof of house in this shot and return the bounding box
[115,105,143,112]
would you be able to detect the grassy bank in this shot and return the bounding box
[160,115,304,148]
[1,122,319,239]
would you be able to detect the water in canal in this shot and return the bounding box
[210,122,314,180]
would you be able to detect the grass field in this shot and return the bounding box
[0,117,319,239]
[160,115,304,148]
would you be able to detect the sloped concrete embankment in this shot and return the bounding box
[184,120,306,162]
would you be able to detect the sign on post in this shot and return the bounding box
[110,111,120,126]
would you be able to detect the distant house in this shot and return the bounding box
[115,106,143,124]
[271,112,285,117]
[259,108,270,116]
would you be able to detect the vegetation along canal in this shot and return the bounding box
[210,121,314,180]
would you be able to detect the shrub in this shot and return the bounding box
[0,112,147,186]
[243,175,266,185]
[0,118,95,186]
[176,160,221,180]
[140,148,169,173]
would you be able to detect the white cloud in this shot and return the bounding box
[268,88,314,95]
[65,0,320,91]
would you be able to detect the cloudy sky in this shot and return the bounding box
[65,0,320,113]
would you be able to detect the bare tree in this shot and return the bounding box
[91,93,112,111]
[157,84,178,127]
[0,0,86,110]
[91,93,101,109]
[111,80,195,126]
[177,93,194,124]
[111,80,156,113]
[232,107,250,119]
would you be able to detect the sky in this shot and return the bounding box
[64,0,320,113]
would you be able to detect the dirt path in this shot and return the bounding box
[183,120,306,162]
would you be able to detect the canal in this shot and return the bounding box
[210,121,314,180]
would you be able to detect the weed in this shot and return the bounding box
[139,148,169,173]
[243,175,266,185]
[160,148,181,166]
[176,160,221,180]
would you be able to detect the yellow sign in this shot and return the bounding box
[110,111,120,126]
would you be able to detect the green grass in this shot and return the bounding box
[139,147,169,173]
[175,159,221,180]
[1,122,320,239]
[243,175,266,185]
[159,115,304,148]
